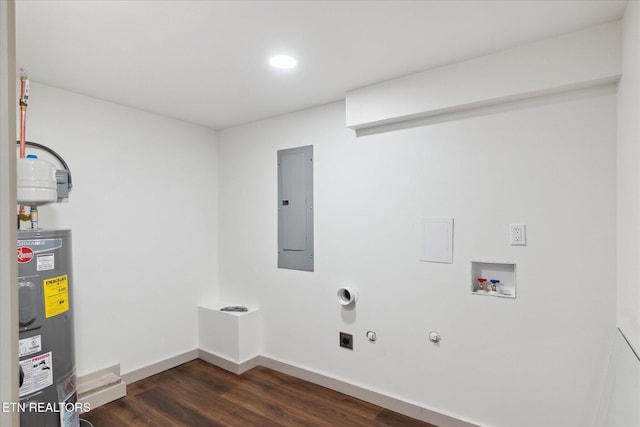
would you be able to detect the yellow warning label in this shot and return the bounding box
[43,274,69,318]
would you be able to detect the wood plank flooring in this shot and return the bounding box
[81,359,439,427]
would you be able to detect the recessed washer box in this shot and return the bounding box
[471,261,516,299]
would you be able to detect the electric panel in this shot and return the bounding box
[277,145,314,271]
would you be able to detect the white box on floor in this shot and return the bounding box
[198,304,260,363]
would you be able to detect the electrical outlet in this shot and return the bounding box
[510,224,526,246]
[339,332,353,350]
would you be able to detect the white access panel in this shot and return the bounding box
[419,217,454,263]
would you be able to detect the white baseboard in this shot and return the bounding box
[121,349,199,385]
[77,364,126,410]
[198,349,260,374]
[79,381,127,411]
[84,350,478,427]
[194,352,479,427]
[78,350,200,411]
[258,357,480,427]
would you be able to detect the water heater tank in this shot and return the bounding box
[18,229,79,427]
[17,155,57,205]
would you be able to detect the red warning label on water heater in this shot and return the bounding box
[17,247,34,263]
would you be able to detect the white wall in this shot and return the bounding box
[21,82,219,377]
[617,0,640,358]
[218,85,617,426]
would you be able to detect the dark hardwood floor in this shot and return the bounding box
[81,359,439,427]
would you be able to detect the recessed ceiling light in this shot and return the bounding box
[269,55,297,69]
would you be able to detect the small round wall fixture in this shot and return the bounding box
[337,287,357,306]
[269,55,297,69]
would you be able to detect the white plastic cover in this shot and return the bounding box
[17,157,57,205]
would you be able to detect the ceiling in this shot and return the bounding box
[15,0,627,130]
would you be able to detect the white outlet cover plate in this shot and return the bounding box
[510,223,526,245]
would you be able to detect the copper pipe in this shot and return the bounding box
[19,74,28,158]
[20,110,26,158]
[18,74,29,218]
